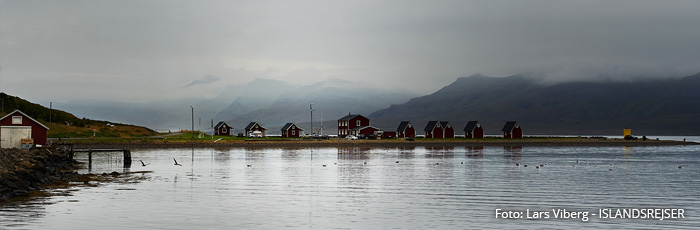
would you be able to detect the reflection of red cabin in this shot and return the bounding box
[423,121,454,138]
[0,110,49,148]
[281,123,303,138]
[214,121,234,136]
[502,121,523,138]
[244,122,267,137]
[337,114,370,137]
[463,121,484,138]
[396,121,415,138]
[350,126,380,137]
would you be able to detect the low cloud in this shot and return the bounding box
[184,75,220,88]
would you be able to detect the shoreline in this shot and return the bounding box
[66,138,699,149]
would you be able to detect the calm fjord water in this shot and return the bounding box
[2,145,699,229]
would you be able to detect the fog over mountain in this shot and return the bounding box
[370,73,700,135]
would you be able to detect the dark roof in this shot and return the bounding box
[396,121,411,132]
[0,110,49,130]
[423,121,439,132]
[338,114,367,121]
[350,126,380,131]
[245,122,267,130]
[214,121,228,130]
[463,121,479,132]
[281,122,304,131]
[501,121,518,132]
[439,121,451,129]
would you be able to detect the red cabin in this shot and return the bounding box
[396,121,415,138]
[350,126,381,137]
[337,114,370,137]
[0,110,49,148]
[502,121,523,139]
[244,122,267,137]
[214,121,234,136]
[381,131,397,139]
[281,122,304,138]
[424,121,454,138]
[463,121,484,138]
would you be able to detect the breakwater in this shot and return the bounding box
[0,148,79,203]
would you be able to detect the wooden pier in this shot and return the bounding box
[71,148,132,168]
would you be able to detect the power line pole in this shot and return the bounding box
[190,106,194,138]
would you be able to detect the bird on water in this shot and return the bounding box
[140,160,149,167]
[173,158,182,166]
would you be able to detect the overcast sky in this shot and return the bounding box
[2,0,700,103]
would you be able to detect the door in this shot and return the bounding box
[0,126,32,148]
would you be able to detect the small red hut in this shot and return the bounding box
[396,121,415,138]
[281,123,304,138]
[502,121,523,139]
[463,121,484,138]
[0,110,49,148]
[244,122,267,137]
[214,121,234,136]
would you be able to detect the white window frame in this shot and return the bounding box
[292,130,295,135]
[356,120,361,126]
[12,116,22,124]
[222,127,227,133]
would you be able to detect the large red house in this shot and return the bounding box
[502,121,523,138]
[0,110,49,148]
[214,121,234,136]
[423,121,455,138]
[244,122,267,137]
[396,121,415,138]
[463,121,484,138]
[337,114,370,137]
[281,123,304,138]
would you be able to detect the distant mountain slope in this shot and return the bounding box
[370,73,700,135]
[0,93,155,137]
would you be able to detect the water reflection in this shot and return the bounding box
[4,146,700,229]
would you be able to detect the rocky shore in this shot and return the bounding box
[0,148,80,203]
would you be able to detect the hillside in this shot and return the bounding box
[0,93,156,138]
[370,73,700,135]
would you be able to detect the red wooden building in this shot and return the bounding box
[396,121,415,138]
[423,121,455,138]
[463,121,484,138]
[214,121,234,136]
[337,114,370,137]
[501,121,523,138]
[0,110,49,148]
[244,122,267,137]
[350,126,381,137]
[281,123,304,138]
[381,131,397,139]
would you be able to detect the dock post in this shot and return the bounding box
[123,149,132,168]
[88,149,93,170]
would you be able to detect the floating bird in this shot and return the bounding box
[363,162,367,165]
[435,162,440,165]
[540,164,544,167]
[322,164,327,167]
[576,160,579,163]
[247,164,252,167]
[461,162,464,164]
[334,162,337,165]
[536,166,540,169]
[516,163,520,166]
[396,161,400,163]
[678,165,683,169]
[524,164,528,167]
[140,160,149,167]
[609,168,614,171]
[173,158,182,166]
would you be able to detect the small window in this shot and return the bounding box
[292,130,295,135]
[12,116,22,124]
[223,128,227,133]
[356,120,361,126]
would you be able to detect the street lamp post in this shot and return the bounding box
[190,106,194,139]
